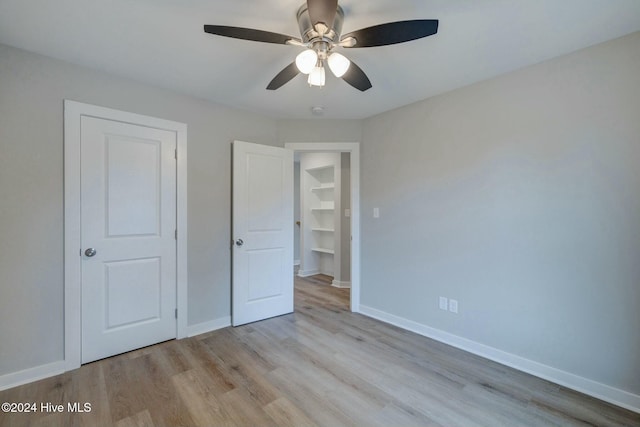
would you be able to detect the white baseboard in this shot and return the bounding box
[0,317,232,391]
[359,305,640,414]
[294,259,300,266]
[187,316,231,337]
[297,268,319,277]
[332,280,351,288]
[0,360,66,392]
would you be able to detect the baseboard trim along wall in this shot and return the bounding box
[359,305,640,414]
[297,269,319,277]
[332,280,351,288]
[187,316,231,338]
[0,360,66,392]
[0,318,232,391]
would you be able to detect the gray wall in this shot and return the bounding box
[277,119,362,143]
[0,44,278,376]
[361,32,640,395]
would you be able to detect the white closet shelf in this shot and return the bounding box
[311,184,335,191]
[310,207,334,212]
[311,247,335,254]
[311,228,334,232]
[305,164,334,173]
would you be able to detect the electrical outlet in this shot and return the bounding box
[449,299,458,314]
[373,207,380,218]
[345,209,351,217]
[439,296,448,311]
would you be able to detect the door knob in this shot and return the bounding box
[84,248,97,257]
[235,239,244,247]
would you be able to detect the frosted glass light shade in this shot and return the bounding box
[295,49,318,74]
[327,52,350,78]
[307,65,325,87]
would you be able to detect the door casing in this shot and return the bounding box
[63,100,188,370]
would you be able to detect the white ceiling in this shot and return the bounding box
[1,0,639,119]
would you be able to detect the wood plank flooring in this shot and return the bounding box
[1,275,638,426]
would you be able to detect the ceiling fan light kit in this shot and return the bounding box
[295,49,319,74]
[327,52,350,78]
[204,0,438,92]
[308,64,326,87]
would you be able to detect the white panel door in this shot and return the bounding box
[81,116,177,363]
[232,141,293,326]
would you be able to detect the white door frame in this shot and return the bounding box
[63,100,188,371]
[285,142,360,312]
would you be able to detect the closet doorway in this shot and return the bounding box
[285,143,360,312]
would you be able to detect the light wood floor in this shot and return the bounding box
[1,275,638,426]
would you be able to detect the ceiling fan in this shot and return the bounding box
[204,0,438,91]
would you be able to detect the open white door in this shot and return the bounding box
[232,141,293,326]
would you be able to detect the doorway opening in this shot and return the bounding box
[285,143,360,313]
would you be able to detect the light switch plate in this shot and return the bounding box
[373,207,380,218]
[439,296,448,310]
[345,209,351,217]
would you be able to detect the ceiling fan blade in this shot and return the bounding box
[204,25,299,45]
[341,60,372,92]
[341,20,439,48]
[307,0,338,29]
[267,62,300,90]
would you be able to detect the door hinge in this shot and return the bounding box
[175,308,178,319]
[175,229,177,240]
[174,148,177,160]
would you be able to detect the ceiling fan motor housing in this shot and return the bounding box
[297,3,344,44]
